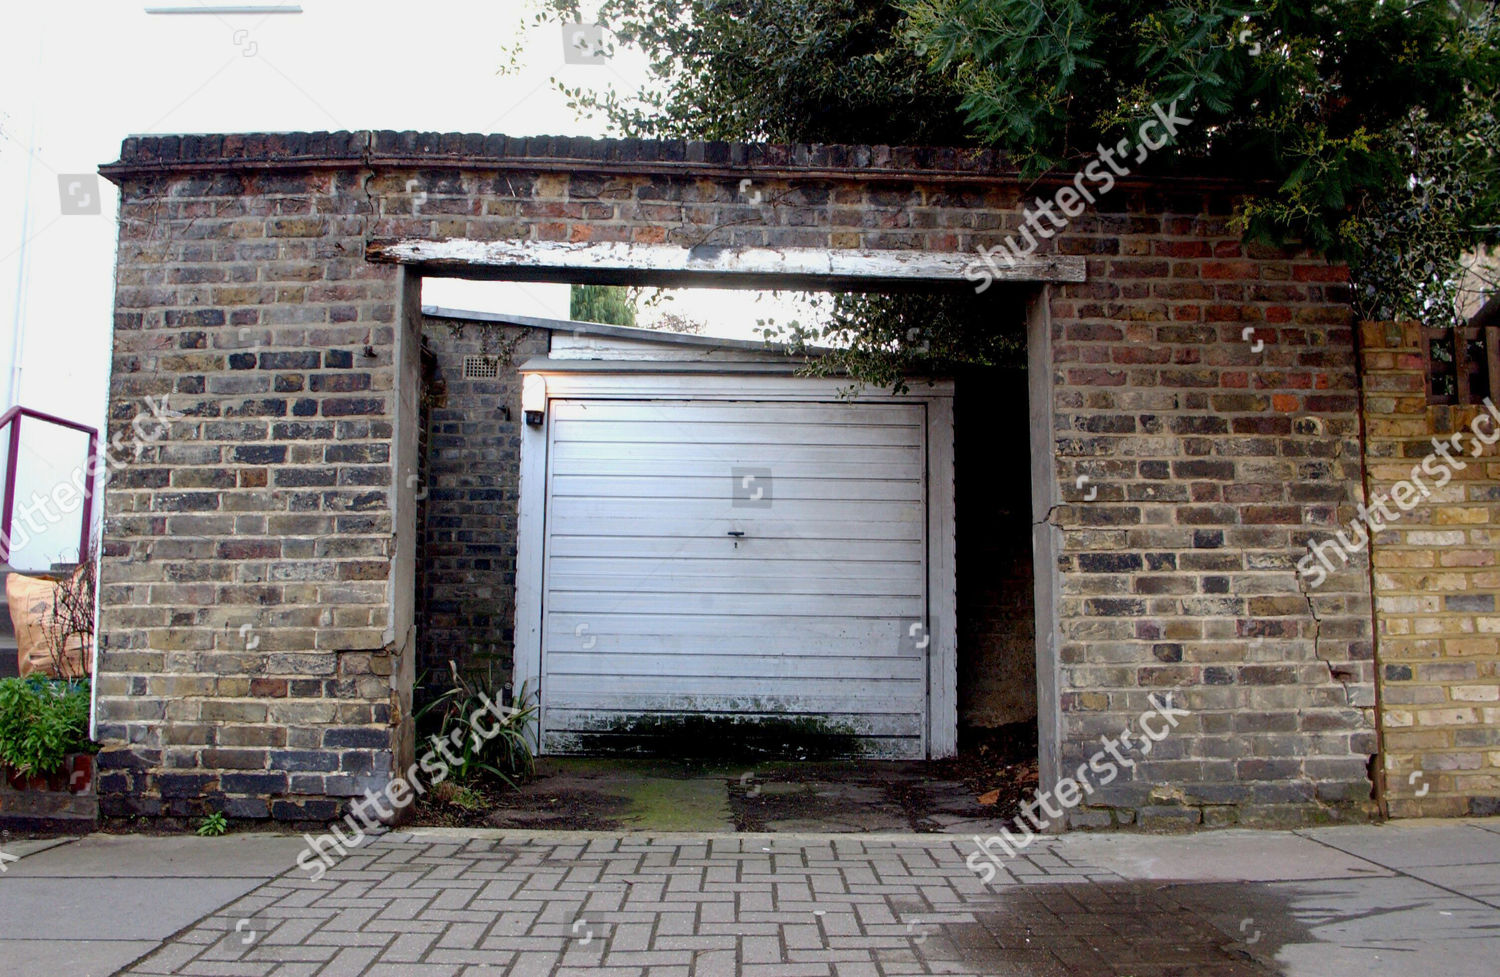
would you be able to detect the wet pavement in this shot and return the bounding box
[1,819,1498,975]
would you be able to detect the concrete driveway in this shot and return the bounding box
[1,820,1497,976]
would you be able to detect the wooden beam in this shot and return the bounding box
[366,238,1087,288]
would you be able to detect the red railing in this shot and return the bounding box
[0,406,99,569]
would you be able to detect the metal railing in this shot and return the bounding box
[0,406,99,570]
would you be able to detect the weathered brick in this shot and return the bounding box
[95,130,1385,829]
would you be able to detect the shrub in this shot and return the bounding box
[0,676,95,777]
[415,663,537,788]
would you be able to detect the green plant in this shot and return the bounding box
[414,663,538,789]
[570,284,639,326]
[525,0,969,145]
[901,0,1500,319]
[759,290,1026,394]
[527,0,1500,368]
[431,780,488,811]
[0,676,95,777]
[196,812,229,837]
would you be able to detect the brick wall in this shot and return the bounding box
[416,315,546,691]
[1360,320,1500,818]
[96,131,1377,825]
[97,149,407,821]
[1042,222,1376,828]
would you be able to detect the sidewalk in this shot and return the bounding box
[0,820,1496,976]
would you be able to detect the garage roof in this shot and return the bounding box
[422,304,819,356]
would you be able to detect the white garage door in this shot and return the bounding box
[540,398,929,758]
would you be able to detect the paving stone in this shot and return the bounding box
[93,826,1500,977]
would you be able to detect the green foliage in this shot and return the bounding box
[761,291,1026,393]
[0,676,95,777]
[1340,101,1500,323]
[431,781,487,811]
[902,0,1500,318]
[529,0,969,145]
[570,284,639,326]
[196,811,229,837]
[527,0,1500,368]
[415,663,538,789]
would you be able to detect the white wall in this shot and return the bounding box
[3,1,656,407]
[0,0,652,555]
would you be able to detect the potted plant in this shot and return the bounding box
[0,674,97,791]
[0,548,100,828]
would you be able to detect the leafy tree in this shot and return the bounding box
[532,0,969,145]
[530,0,1003,382]
[901,0,1500,321]
[1343,99,1499,323]
[570,284,639,326]
[763,291,1026,393]
[529,0,1500,384]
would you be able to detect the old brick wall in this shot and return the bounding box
[1043,225,1376,828]
[416,314,547,692]
[97,131,1376,825]
[1360,320,1500,818]
[98,142,406,821]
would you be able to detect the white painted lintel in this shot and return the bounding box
[369,238,1086,286]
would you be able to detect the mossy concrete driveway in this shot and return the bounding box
[417,758,1025,835]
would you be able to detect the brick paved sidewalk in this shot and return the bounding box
[118,833,1273,977]
[7,821,1498,976]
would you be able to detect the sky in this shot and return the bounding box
[0,0,805,450]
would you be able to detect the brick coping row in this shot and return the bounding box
[99,130,1255,191]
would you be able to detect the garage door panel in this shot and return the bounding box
[549,497,922,525]
[546,698,928,724]
[550,443,922,475]
[555,418,918,441]
[546,675,925,698]
[545,633,919,658]
[551,516,922,542]
[547,591,922,618]
[541,398,928,759]
[547,611,912,643]
[548,570,920,597]
[551,475,922,501]
[549,573,920,598]
[547,536,924,562]
[547,652,926,681]
[552,401,921,426]
[550,556,921,580]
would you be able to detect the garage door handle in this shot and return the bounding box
[727,531,745,537]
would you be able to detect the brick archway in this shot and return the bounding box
[94,131,1377,827]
